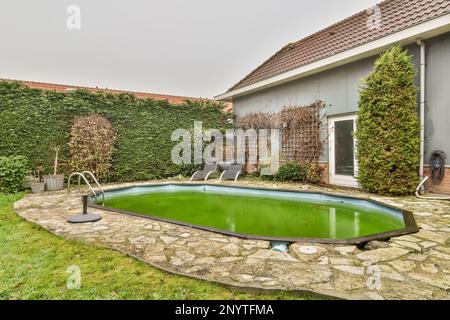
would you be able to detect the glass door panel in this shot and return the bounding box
[334,120,355,176]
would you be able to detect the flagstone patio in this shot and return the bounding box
[14,180,450,300]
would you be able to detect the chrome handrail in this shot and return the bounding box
[67,171,105,206]
[68,172,97,199]
[82,171,105,204]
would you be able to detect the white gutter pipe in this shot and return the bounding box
[415,40,450,200]
[417,39,426,181]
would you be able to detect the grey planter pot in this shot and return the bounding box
[43,174,65,191]
[30,182,46,194]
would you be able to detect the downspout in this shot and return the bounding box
[415,39,450,200]
[417,39,426,180]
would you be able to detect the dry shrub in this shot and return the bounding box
[234,112,274,130]
[68,114,117,180]
[303,163,324,185]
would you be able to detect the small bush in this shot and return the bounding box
[274,162,306,182]
[304,163,323,185]
[0,156,28,193]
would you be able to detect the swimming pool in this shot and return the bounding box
[89,184,418,244]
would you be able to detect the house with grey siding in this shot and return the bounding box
[217,0,450,194]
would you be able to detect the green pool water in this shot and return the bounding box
[98,185,406,240]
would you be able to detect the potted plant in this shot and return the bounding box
[30,168,45,194]
[43,146,65,191]
[24,164,43,188]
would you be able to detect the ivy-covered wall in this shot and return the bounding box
[0,81,231,182]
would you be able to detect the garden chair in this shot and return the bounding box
[190,163,217,182]
[219,164,243,182]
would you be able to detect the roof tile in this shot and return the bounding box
[228,0,450,92]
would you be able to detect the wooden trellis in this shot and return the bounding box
[234,100,325,166]
[277,102,324,163]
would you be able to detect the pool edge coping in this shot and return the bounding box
[87,182,419,246]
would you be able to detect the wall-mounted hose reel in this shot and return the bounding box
[430,150,447,184]
[416,150,449,200]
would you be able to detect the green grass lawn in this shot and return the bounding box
[0,193,323,300]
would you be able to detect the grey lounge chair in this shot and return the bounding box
[219,164,243,182]
[190,163,217,182]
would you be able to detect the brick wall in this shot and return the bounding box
[319,163,329,185]
[423,167,450,195]
[245,163,258,173]
[1,79,233,110]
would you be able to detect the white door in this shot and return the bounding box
[329,115,358,188]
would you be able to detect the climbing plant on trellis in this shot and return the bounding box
[234,100,326,165]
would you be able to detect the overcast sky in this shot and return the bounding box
[0,0,380,98]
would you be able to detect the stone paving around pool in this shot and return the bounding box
[14,180,450,300]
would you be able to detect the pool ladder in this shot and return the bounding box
[68,171,105,206]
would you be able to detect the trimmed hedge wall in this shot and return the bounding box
[0,81,231,182]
